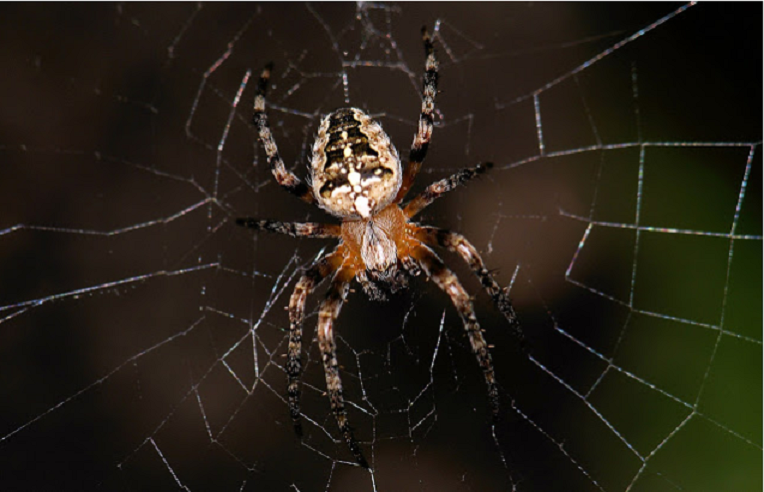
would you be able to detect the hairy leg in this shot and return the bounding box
[403,162,492,218]
[286,248,344,436]
[412,244,500,420]
[395,27,439,202]
[253,63,314,203]
[236,218,341,238]
[415,227,526,350]
[356,269,388,302]
[316,267,369,468]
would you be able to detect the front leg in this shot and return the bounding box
[253,63,315,203]
[403,162,492,219]
[395,26,439,202]
[236,218,341,238]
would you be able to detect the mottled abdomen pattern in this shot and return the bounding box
[311,108,401,218]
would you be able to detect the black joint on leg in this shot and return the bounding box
[288,390,303,436]
[289,182,312,201]
[292,419,303,438]
[352,446,370,469]
[235,218,283,234]
[341,423,369,468]
[408,142,429,165]
[256,62,274,96]
[423,69,438,87]
[287,357,304,437]
[252,110,265,127]
[434,228,451,246]
[236,217,271,231]
[288,391,304,437]
[266,153,280,171]
[421,26,434,55]
[477,161,493,173]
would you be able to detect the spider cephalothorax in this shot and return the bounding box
[237,27,524,469]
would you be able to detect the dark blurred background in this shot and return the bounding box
[0,3,761,491]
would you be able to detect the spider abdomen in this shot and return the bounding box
[311,108,402,219]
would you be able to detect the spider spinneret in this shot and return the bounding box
[236,27,525,470]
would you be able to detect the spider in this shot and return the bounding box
[237,28,524,469]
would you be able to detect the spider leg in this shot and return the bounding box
[316,267,370,468]
[415,227,526,351]
[253,63,315,203]
[356,270,388,302]
[236,218,341,238]
[287,247,344,437]
[403,162,493,218]
[395,26,438,203]
[411,244,501,420]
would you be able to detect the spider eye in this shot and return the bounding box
[311,108,402,218]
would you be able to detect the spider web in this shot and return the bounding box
[0,3,761,491]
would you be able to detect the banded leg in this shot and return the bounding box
[412,244,500,420]
[395,26,439,202]
[403,162,493,218]
[253,63,314,203]
[356,270,388,302]
[236,218,341,238]
[415,227,526,351]
[287,248,344,436]
[317,267,369,468]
